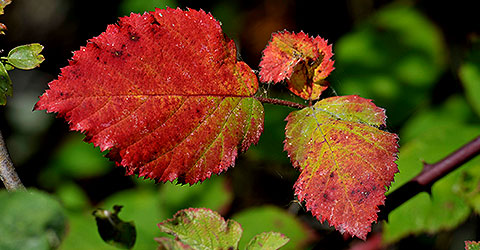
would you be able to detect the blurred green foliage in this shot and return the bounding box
[118,0,177,16]
[332,3,446,127]
[459,43,480,117]
[233,206,314,250]
[0,189,66,250]
[383,98,480,243]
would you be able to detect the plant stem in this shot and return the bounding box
[0,130,25,191]
[379,135,480,220]
[255,96,307,109]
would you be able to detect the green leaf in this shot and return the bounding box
[459,46,480,117]
[383,123,480,243]
[93,205,136,249]
[6,43,45,70]
[156,237,193,250]
[0,189,67,250]
[0,62,12,105]
[232,206,315,250]
[246,232,289,250]
[158,208,242,250]
[466,241,480,250]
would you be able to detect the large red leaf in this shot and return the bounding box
[284,95,398,239]
[35,8,264,184]
[259,31,334,100]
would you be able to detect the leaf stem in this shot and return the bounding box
[379,135,480,220]
[255,96,307,109]
[0,130,25,191]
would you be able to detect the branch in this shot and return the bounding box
[379,135,480,220]
[255,96,307,109]
[0,130,25,191]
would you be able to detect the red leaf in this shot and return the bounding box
[259,31,334,100]
[35,8,264,184]
[284,95,398,240]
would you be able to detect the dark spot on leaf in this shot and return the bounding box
[330,172,334,178]
[228,247,234,250]
[90,41,100,49]
[323,193,328,199]
[96,56,100,61]
[151,19,160,26]
[128,31,140,41]
[113,50,123,57]
[372,185,376,191]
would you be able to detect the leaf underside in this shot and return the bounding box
[35,8,264,184]
[284,95,398,239]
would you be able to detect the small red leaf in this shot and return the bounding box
[284,95,398,240]
[259,31,334,100]
[35,8,264,184]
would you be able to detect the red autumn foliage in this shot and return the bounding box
[35,8,264,184]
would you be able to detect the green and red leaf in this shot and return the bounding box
[284,95,398,239]
[35,8,264,184]
[466,241,480,250]
[259,31,334,100]
[157,208,243,249]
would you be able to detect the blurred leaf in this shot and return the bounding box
[93,205,136,249]
[232,205,315,250]
[0,62,12,105]
[56,182,90,211]
[400,95,477,143]
[0,189,67,250]
[159,176,232,217]
[101,188,162,250]
[47,134,111,179]
[333,3,446,126]
[157,208,242,250]
[0,23,6,35]
[6,44,45,70]
[459,45,480,117]
[246,232,289,250]
[60,211,119,250]
[0,0,11,15]
[118,0,177,16]
[383,123,480,243]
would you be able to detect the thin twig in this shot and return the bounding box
[255,96,307,109]
[0,130,25,191]
[379,135,480,220]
